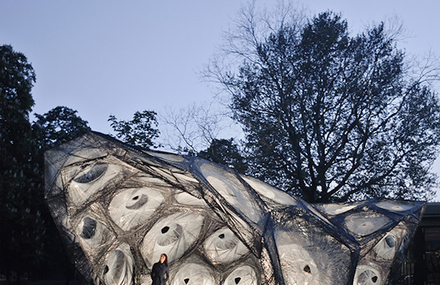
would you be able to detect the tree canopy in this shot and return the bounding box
[33,106,91,149]
[0,45,41,280]
[1,44,91,284]
[109,110,160,149]
[198,138,247,174]
[207,10,440,202]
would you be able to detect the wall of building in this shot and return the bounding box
[390,203,440,285]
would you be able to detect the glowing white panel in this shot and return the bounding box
[224,266,258,285]
[102,243,134,285]
[319,204,357,215]
[172,172,200,184]
[241,176,297,206]
[278,244,320,285]
[65,163,122,206]
[204,228,248,264]
[136,175,171,188]
[74,214,111,254]
[109,187,164,231]
[200,163,263,224]
[172,263,215,285]
[373,234,397,260]
[376,201,416,212]
[353,265,381,285]
[175,191,207,206]
[141,212,203,267]
[305,204,332,226]
[344,212,392,236]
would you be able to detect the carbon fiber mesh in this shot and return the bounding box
[44,132,425,285]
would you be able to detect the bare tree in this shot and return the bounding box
[158,102,241,155]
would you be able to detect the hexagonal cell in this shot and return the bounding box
[353,265,381,285]
[171,263,215,285]
[141,212,204,267]
[344,212,392,237]
[224,266,258,285]
[101,243,134,285]
[200,163,263,224]
[204,228,249,264]
[109,187,164,231]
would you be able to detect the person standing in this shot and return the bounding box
[151,253,169,285]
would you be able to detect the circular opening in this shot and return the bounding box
[385,235,396,248]
[74,163,108,184]
[304,265,311,273]
[358,269,379,284]
[125,194,148,210]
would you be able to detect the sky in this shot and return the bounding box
[1,0,440,199]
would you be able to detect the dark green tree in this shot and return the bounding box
[1,44,91,283]
[208,11,440,202]
[109,110,160,149]
[33,106,91,148]
[198,138,247,174]
[0,44,43,283]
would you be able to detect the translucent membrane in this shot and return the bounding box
[44,132,425,285]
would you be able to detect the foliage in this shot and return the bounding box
[0,45,43,281]
[1,44,90,283]
[33,106,91,149]
[198,138,247,173]
[207,10,440,202]
[109,110,160,149]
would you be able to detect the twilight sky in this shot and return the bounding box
[1,0,440,199]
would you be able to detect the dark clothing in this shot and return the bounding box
[151,261,169,285]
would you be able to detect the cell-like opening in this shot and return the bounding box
[156,224,183,246]
[109,187,164,231]
[126,194,148,210]
[81,217,96,239]
[304,265,311,273]
[385,235,396,248]
[141,212,203,265]
[344,212,392,236]
[354,266,381,285]
[171,263,215,285]
[224,266,257,285]
[358,270,379,284]
[204,228,248,264]
[74,163,108,184]
[102,245,134,285]
[110,250,125,281]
